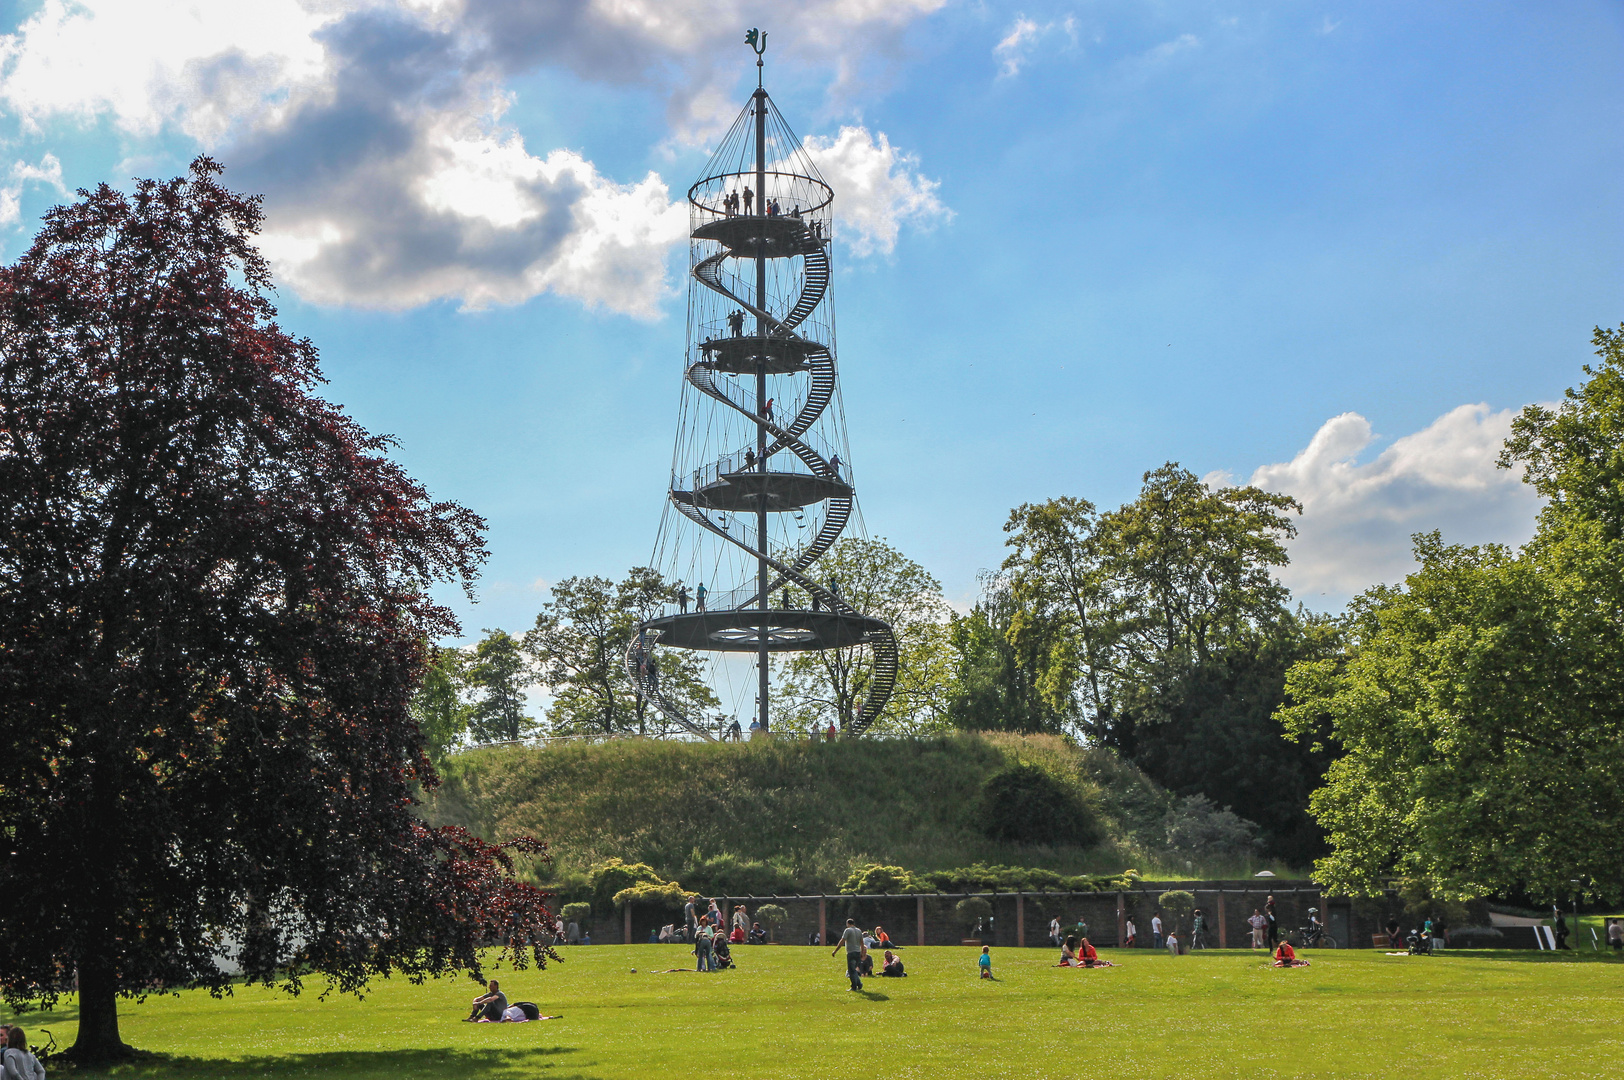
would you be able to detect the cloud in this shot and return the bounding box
[803,126,950,256]
[0,153,66,227]
[1144,33,1201,64]
[993,13,1077,78]
[0,0,949,314]
[1234,405,1542,600]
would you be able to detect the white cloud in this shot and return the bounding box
[803,126,949,257]
[0,0,339,142]
[1144,32,1201,64]
[993,13,1077,78]
[0,0,948,314]
[1236,405,1542,600]
[0,153,66,227]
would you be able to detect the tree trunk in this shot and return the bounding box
[69,951,131,1062]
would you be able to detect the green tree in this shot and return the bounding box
[774,537,955,733]
[1279,324,1624,901]
[411,645,474,765]
[466,628,535,744]
[946,572,1077,734]
[528,569,717,735]
[999,470,1323,859]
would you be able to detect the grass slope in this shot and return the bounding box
[426,733,1209,887]
[9,948,1621,1078]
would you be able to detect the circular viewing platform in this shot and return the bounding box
[642,609,889,653]
[672,470,852,512]
[692,216,817,258]
[698,335,824,374]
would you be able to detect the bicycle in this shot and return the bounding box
[1292,923,1339,949]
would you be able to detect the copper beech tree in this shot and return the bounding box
[0,160,557,1063]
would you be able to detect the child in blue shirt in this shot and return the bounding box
[978,946,993,979]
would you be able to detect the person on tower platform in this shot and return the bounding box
[728,309,744,336]
[743,186,753,214]
[677,584,690,613]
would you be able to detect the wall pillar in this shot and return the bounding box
[1116,890,1125,947]
[1218,892,1228,949]
[917,895,925,946]
[624,902,632,945]
[1016,893,1025,947]
[818,896,827,947]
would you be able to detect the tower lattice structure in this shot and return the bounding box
[626,45,897,740]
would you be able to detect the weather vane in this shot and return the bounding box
[745,27,767,84]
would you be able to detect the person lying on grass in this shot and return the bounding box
[1272,942,1310,968]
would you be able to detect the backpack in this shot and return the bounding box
[513,1001,540,1021]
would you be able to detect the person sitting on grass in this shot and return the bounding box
[1272,941,1310,968]
[749,921,767,945]
[978,945,994,980]
[1078,937,1114,968]
[873,925,895,950]
[730,924,746,944]
[1057,935,1079,966]
[881,950,907,977]
[856,948,875,978]
[465,979,508,1022]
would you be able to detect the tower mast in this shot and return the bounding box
[754,82,770,732]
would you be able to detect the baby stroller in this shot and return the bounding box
[711,939,736,969]
[1406,928,1432,956]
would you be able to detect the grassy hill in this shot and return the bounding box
[424,733,1281,893]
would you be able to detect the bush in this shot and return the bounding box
[1162,795,1260,859]
[977,762,1101,847]
[613,881,690,909]
[1157,890,1195,924]
[680,851,797,897]
[559,902,592,924]
[590,858,670,916]
[755,903,789,941]
[954,896,993,933]
[840,864,924,894]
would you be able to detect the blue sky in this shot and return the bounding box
[1,0,1619,638]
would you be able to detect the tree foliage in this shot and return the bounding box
[527,569,717,736]
[946,572,1076,734]
[775,537,955,733]
[466,628,535,744]
[988,467,1324,860]
[410,645,474,764]
[0,161,555,1061]
[1280,325,1624,901]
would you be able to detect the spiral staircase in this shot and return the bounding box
[626,58,896,740]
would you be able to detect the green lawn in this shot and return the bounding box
[7,946,1622,1078]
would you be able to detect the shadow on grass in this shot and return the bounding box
[51,1046,593,1079]
[855,990,889,1001]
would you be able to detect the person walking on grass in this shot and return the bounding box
[1151,911,1164,949]
[978,945,994,979]
[1249,909,1267,949]
[833,917,866,990]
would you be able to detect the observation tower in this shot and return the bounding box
[625,31,896,739]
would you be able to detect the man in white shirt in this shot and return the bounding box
[1049,917,1062,947]
[1152,913,1164,949]
[1249,909,1267,949]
